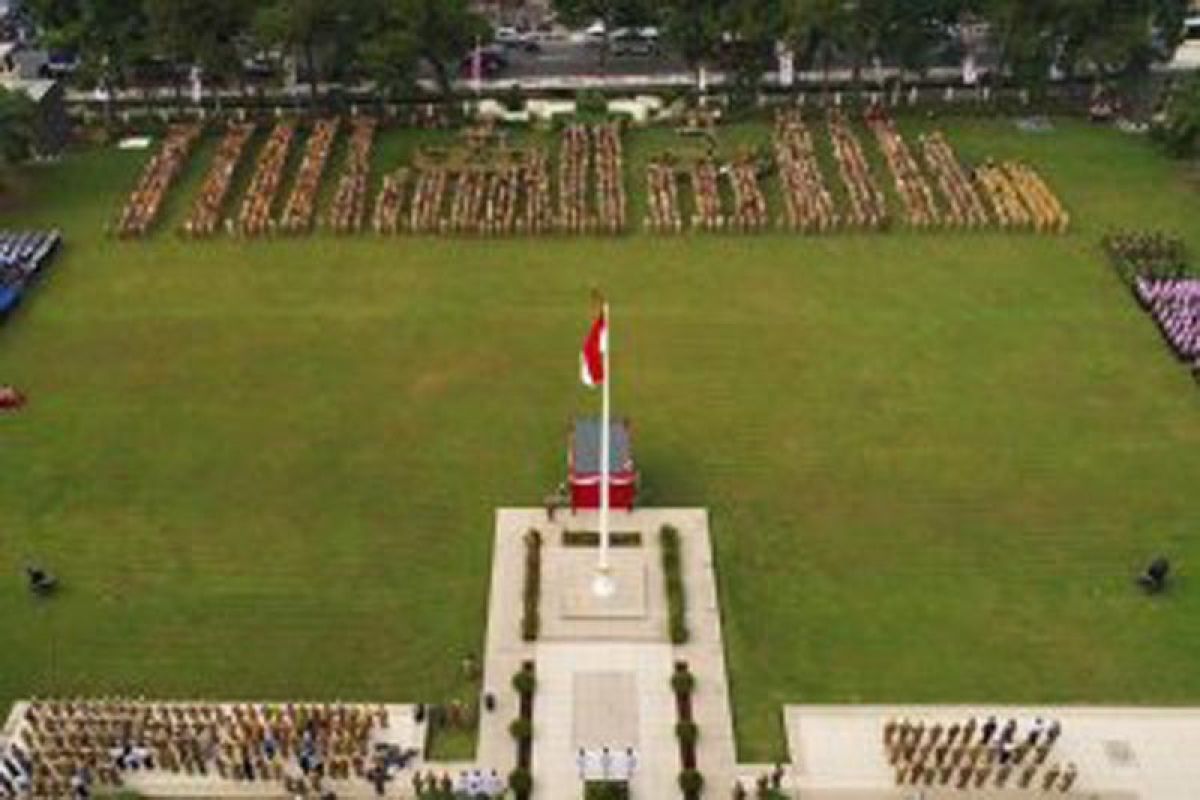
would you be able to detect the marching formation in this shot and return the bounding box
[372,167,410,235]
[234,121,296,237]
[593,122,627,234]
[110,113,1073,241]
[182,122,254,238]
[727,156,769,232]
[645,157,683,234]
[557,124,591,233]
[327,117,377,235]
[829,110,889,230]
[115,124,201,238]
[919,131,991,228]
[279,118,339,235]
[408,164,449,234]
[689,159,725,231]
[884,715,1078,792]
[976,161,1069,233]
[774,110,839,232]
[866,108,941,228]
[1135,277,1200,369]
[2,699,412,799]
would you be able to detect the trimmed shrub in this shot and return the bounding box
[661,525,688,643]
[512,666,537,696]
[509,767,533,796]
[676,720,700,747]
[509,717,533,741]
[679,768,705,795]
[671,668,695,697]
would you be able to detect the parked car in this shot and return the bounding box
[610,28,658,57]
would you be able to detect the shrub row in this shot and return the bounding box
[672,662,703,799]
[521,528,542,641]
[510,662,537,800]
[661,525,688,644]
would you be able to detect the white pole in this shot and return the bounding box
[599,302,611,576]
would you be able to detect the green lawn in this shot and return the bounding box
[1,117,1198,763]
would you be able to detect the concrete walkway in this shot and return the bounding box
[485,508,739,800]
[784,704,1200,799]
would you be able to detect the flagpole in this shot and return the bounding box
[599,302,611,579]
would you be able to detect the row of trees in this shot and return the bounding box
[18,0,1197,103]
[560,0,1191,98]
[25,0,487,100]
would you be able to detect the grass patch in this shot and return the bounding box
[1,117,1199,765]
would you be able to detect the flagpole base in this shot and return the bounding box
[591,567,617,599]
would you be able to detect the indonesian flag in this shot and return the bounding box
[580,310,607,388]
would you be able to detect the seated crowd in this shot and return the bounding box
[235,121,296,237]
[884,714,1077,792]
[0,229,63,320]
[181,122,254,238]
[4,698,405,799]
[327,117,378,235]
[115,124,201,238]
[280,118,339,235]
[866,106,941,228]
[774,110,839,233]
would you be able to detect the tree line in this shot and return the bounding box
[20,0,1195,102]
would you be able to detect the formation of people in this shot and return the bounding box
[115,123,200,238]
[829,109,890,230]
[182,121,254,238]
[235,120,296,237]
[111,111,1075,241]
[412,769,508,798]
[884,714,1078,792]
[327,117,377,235]
[280,117,339,235]
[774,110,839,233]
[975,160,1070,233]
[4,698,404,799]
[866,106,941,228]
[645,157,683,233]
[919,131,991,228]
[1135,276,1200,369]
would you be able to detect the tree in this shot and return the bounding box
[26,0,149,96]
[717,0,786,104]
[358,0,421,99]
[253,0,346,104]
[661,0,725,85]
[0,87,37,168]
[399,0,487,98]
[1153,72,1200,158]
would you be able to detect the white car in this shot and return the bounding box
[585,20,606,40]
[495,26,522,46]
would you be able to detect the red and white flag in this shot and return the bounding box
[580,310,607,388]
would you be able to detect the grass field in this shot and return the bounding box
[1,116,1198,762]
